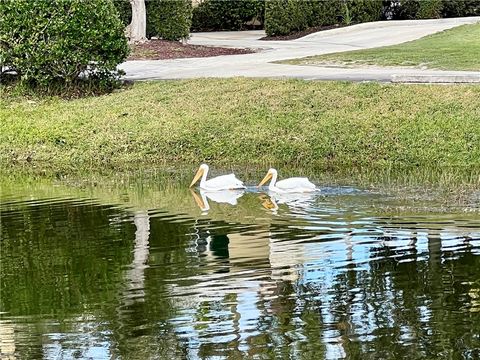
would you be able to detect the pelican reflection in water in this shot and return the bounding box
[190,188,245,213]
[259,192,318,214]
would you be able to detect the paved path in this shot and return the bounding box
[120,17,480,83]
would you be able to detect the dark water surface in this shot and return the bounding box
[1,170,479,359]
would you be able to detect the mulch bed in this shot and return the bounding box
[128,39,255,60]
[260,24,347,41]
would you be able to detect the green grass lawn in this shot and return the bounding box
[283,23,480,71]
[1,79,479,172]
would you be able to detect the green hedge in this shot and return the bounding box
[147,0,192,40]
[0,0,129,88]
[264,0,381,37]
[265,0,334,37]
[191,0,265,31]
[113,0,132,26]
[389,0,443,19]
[265,0,478,37]
[388,0,479,19]
[417,0,443,19]
[441,0,480,17]
[347,0,383,23]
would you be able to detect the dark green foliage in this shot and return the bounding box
[417,0,443,18]
[306,0,344,27]
[265,0,478,35]
[264,0,381,37]
[191,0,265,31]
[113,0,132,26]
[441,0,480,17]
[264,0,329,36]
[0,0,129,90]
[388,0,479,19]
[389,0,420,19]
[264,0,290,36]
[147,0,193,40]
[347,0,383,23]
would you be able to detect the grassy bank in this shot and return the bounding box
[1,79,479,172]
[283,23,480,71]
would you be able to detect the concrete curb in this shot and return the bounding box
[391,74,480,83]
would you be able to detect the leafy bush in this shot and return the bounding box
[264,0,329,36]
[264,0,290,36]
[113,0,132,26]
[347,0,383,23]
[0,0,129,90]
[417,0,443,18]
[191,0,265,31]
[387,0,468,19]
[441,0,480,17]
[307,0,344,27]
[147,0,193,40]
[264,0,381,37]
[389,0,420,19]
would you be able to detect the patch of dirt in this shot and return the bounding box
[260,24,348,41]
[128,39,255,60]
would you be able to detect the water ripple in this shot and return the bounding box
[1,184,480,359]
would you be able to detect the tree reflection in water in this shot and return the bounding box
[1,192,479,359]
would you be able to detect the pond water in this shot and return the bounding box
[1,169,479,359]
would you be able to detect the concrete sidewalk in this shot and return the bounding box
[120,17,480,83]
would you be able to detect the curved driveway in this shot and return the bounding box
[121,17,480,83]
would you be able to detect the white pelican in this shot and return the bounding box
[258,168,316,193]
[189,164,245,191]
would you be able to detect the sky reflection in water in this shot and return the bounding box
[1,175,479,359]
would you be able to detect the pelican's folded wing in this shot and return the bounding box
[204,173,245,190]
[275,177,316,191]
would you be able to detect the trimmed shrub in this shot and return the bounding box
[191,0,265,31]
[348,0,383,23]
[389,0,420,19]
[113,0,132,26]
[0,0,129,89]
[441,0,480,17]
[388,0,448,19]
[264,0,290,36]
[265,0,324,36]
[147,0,193,40]
[264,0,381,37]
[417,0,443,18]
[307,0,344,27]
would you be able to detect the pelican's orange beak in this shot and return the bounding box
[189,167,204,187]
[258,171,272,187]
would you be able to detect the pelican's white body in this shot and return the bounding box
[261,168,316,193]
[200,173,245,191]
[191,164,245,191]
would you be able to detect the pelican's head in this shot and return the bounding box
[190,164,209,187]
[258,168,277,187]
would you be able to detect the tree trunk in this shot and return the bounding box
[128,0,147,44]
